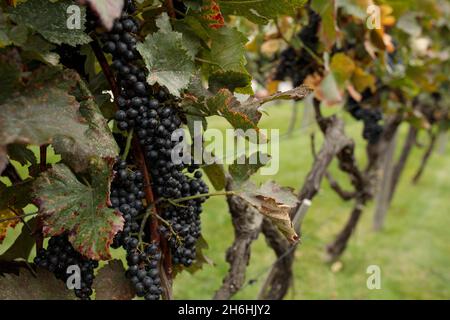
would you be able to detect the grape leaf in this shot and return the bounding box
[208,71,252,93]
[0,209,19,245]
[33,162,124,261]
[137,14,196,97]
[218,0,307,24]
[0,180,33,212]
[237,181,299,243]
[0,268,75,300]
[311,0,338,50]
[183,85,312,132]
[0,67,118,173]
[9,0,92,47]
[0,48,22,104]
[7,145,37,167]
[229,152,271,185]
[79,0,124,31]
[202,27,251,92]
[93,260,135,300]
[202,163,226,191]
[330,53,355,85]
[0,218,37,262]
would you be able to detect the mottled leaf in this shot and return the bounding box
[0,67,118,173]
[33,162,124,260]
[0,268,75,300]
[9,0,92,46]
[137,14,195,97]
[238,181,299,243]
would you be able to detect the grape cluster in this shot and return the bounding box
[274,9,321,86]
[347,95,384,144]
[91,1,208,269]
[34,235,98,300]
[110,159,163,300]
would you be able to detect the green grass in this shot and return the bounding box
[1,103,449,300]
[172,103,450,300]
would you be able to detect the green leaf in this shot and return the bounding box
[311,0,338,50]
[33,162,124,261]
[93,260,135,300]
[229,152,270,185]
[9,0,92,47]
[81,0,125,30]
[237,181,299,243]
[208,70,252,93]
[202,163,226,191]
[202,27,251,91]
[137,14,196,97]
[0,268,75,300]
[218,0,307,24]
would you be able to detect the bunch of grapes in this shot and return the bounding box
[347,95,384,144]
[34,235,98,300]
[274,9,321,86]
[89,0,207,273]
[110,159,163,300]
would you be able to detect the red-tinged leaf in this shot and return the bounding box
[33,162,124,261]
[93,260,135,300]
[202,0,225,29]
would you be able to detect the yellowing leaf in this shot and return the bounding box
[351,67,376,93]
[330,53,356,85]
[0,209,19,245]
[261,39,282,57]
